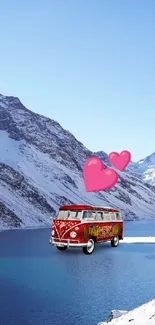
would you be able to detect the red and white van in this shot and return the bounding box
[49,205,123,255]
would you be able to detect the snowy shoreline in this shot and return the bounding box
[97,299,155,325]
[120,236,155,244]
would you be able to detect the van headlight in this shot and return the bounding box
[52,230,55,236]
[70,231,77,238]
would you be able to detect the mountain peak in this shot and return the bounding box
[0,93,21,104]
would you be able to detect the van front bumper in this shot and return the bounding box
[49,237,87,248]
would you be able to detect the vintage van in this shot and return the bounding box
[49,205,123,255]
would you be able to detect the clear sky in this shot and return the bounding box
[0,0,155,162]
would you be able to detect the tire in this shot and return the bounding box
[83,238,95,255]
[111,236,119,247]
[56,246,67,251]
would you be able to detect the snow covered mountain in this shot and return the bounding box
[1,93,155,229]
[129,154,155,186]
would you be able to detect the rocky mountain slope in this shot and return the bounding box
[129,154,155,186]
[0,94,155,229]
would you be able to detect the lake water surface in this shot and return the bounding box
[0,221,155,325]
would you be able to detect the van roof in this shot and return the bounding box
[59,205,119,212]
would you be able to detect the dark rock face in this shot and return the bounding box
[0,93,155,229]
[0,163,24,188]
[0,201,22,228]
[0,163,55,218]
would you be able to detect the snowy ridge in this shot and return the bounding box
[1,94,155,228]
[130,153,155,186]
[143,166,155,186]
[97,299,155,325]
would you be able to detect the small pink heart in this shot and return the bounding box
[108,150,131,171]
[83,157,118,192]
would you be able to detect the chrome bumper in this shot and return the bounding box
[49,237,87,248]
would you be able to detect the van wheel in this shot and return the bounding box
[83,238,95,255]
[56,246,67,251]
[111,236,119,247]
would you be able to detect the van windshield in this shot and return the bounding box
[56,210,82,220]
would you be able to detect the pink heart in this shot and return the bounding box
[83,157,118,192]
[108,150,131,171]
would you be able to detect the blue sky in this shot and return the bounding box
[0,0,155,162]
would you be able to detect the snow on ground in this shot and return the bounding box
[121,237,155,244]
[111,310,128,319]
[97,299,155,325]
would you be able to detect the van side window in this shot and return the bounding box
[83,211,96,220]
[103,212,111,221]
[110,212,116,221]
[116,213,121,220]
[95,212,103,221]
[91,212,97,219]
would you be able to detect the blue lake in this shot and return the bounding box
[0,221,155,325]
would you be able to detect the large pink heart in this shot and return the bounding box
[108,150,131,171]
[83,157,118,192]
